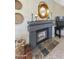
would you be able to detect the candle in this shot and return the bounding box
[51,12,52,20]
[35,14,38,21]
[31,13,33,21]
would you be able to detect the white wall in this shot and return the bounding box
[52,1,64,18]
[15,0,64,44]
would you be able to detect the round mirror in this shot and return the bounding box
[38,1,49,19]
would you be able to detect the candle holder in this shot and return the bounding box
[51,12,52,20]
[31,13,33,21]
[35,15,38,21]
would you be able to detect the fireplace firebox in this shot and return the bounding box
[36,28,48,44]
[28,20,54,49]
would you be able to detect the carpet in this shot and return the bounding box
[38,39,59,56]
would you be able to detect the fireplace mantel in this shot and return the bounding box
[28,20,54,26]
[27,20,54,49]
[28,20,54,31]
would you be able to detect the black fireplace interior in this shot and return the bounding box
[36,28,49,44]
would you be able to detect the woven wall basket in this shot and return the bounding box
[15,0,22,10]
[15,13,24,24]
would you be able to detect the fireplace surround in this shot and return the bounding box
[28,20,54,49]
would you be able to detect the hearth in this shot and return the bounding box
[28,20,54,49]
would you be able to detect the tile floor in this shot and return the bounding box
[32,37,64,59]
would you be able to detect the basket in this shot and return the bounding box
[15,44,32,59]
[15,50,32,59]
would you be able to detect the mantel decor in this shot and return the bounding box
[38,1,49,19]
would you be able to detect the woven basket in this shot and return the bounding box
[15,45,32,59]
[15,51,32,59]
[15,39,26,55]
[15,0,22,10]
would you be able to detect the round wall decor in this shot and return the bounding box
[15,0,22,10]
[15,13,24,24]
[38,1,49,19]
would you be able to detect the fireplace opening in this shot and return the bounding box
[36,28,49,44]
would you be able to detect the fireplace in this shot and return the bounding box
[36,28,48,44]
[28,20,54,49]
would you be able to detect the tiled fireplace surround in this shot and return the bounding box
[28,20,54,49]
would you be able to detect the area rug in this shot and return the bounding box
[38,39,59,56]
